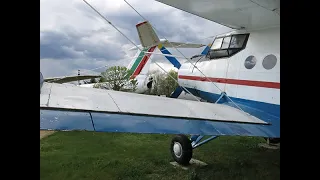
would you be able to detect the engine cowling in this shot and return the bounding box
[134,74,155,94]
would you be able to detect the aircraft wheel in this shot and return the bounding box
[170,134,192,165]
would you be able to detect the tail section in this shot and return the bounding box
[127,20,207,78]
[127,46,156,79]
[135,21,206,49]
[136,21,160,48]
[158,44,181,69]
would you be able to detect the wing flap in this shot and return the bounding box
[40,82,267,125]
[40,109,279,137]
[40,109,95,131]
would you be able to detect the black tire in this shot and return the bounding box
[170,134,193,165]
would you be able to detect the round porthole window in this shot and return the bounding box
[262,54,277,70]
[244,56,257,69]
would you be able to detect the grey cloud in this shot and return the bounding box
[40,0,231,78]
[40,28,126,60]
[40,8,225,61]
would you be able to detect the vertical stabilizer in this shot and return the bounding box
[136,21,160,48]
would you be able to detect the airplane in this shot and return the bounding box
[43,74,101,84]
[40,0,280,166]
[77,22,206,93]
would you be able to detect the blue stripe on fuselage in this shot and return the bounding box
[177,87,280,137]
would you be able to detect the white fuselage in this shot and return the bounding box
[177,26,280,124]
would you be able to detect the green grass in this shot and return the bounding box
[40,131,280,180]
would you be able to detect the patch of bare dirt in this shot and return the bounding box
[40,130,55,139]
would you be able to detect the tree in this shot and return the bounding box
[94,66,137,92]
[147,69,179,97]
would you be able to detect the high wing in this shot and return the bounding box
[40,82,279,138]
[155,0,280,30]
[44,75,101,84]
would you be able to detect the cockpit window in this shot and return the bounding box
[211,38,223,50]
[221,36,231,49]
[230,34,247,48]
[207,33,249,60]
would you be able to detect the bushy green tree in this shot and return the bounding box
[94,66,137,92]
[147,69,179,97]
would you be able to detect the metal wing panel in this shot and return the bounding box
[40,110,95,131]
[40,82,267,124]
[41,83,120,112]
[155,0,280,30]
[40,109,279,137]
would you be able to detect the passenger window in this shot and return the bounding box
[244,56,257,69]
[262,54,277,70]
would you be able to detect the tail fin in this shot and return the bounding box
[136,21,160,48]
[135,21,206,49]
[126,46,157,79]
[126,21,206,78]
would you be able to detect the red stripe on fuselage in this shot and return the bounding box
[178,75,280,89]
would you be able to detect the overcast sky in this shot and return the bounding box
[40,0,231,78]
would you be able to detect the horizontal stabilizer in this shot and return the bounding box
[161,40,205,48]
